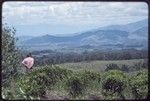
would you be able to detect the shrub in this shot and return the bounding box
[129,69,148,99]
[17,66,73,98]
[101,70,127,99]
[2,87,15,100]
[105,63,120,71]
[65,75,86,98]
[121,64,129,72]
[132,61,148,71]
[78,70,101,84]
[2,74,32,100]
[17,75,45,98]
[38,65,73,81]
[141,59,148,69]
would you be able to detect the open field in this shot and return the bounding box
[58,59,146,72]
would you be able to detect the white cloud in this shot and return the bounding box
[2,1,148,26]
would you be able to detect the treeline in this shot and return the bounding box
[31,49,148,66]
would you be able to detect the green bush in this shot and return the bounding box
[81,71,100,81]
[105,63,120,71]
[2,87,15,100]
[2,74,35,100]
[77,71,101,84]
[101,70,127,99]
[46,65,73,80]
[65,75,86,98]
[132,61,148,71]
[121,64,129,72]
[141,60,148,69]
[17,75,44,98]
[17,66,73,98]
[129,69,148,99]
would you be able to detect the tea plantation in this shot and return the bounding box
[2,64,148,100]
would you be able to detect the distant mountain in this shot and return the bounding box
[16,35,35,45]
[99,19,148,32]
[18,19,148,51]
[126,26,148,47]
[128,27,148,40]
[21,30,128,46]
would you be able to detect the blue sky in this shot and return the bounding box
[2,2,148,36]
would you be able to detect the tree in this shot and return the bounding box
[2,24,21,86]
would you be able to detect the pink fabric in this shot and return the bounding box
[22,57,34,69]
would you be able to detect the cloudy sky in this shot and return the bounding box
[2,1,148,36]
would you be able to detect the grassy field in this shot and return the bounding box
[58,59,146,72]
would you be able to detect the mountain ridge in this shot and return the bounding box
[17,19,148,51]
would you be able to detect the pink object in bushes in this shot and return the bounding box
[22,57,34,69]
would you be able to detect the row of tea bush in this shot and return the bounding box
[2,65,148,100]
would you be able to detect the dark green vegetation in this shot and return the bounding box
[2,65,148,100]
[129,70,148,99]
[31,49,148,66]
[2,24,22,87]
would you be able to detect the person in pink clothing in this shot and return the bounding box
[22,53,34,73]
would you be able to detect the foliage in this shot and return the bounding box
[101,70,127,99]
[129,69,148,99]
[2,63,148,100]
[2,24,21,86]
[2,87,15,100]
[105,63,120,71]
[2,75,37,100]
[78,70,101,86]
[18,75,45,98]
[32,49,148,66]
[17,66,73,98]
[132,61,148,71]
[2,24,25,100]
[121,64,129,72]
[65,75,86,98]
[141,59,148,69]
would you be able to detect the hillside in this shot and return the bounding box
[99,19,148,32]
[22,30,128,45]
[17,19,148,51]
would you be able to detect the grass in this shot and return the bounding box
[58,59,145,72]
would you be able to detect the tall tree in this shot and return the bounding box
[2,24,21,86]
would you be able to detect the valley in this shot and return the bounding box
[16,19,148,52]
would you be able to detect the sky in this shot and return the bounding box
[2,1,148,36]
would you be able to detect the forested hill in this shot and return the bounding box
[17,19,148,51]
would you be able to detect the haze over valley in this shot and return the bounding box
[17,19,148,52]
